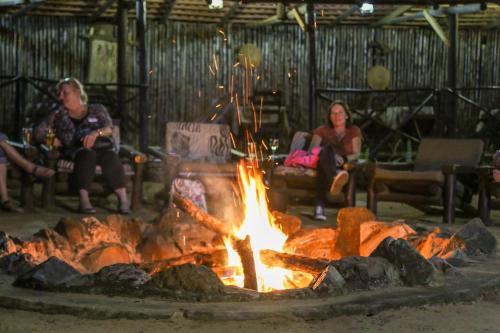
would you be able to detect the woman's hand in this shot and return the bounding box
[493,169,500,183]
[53,137,62,148]
[82,131,98,149]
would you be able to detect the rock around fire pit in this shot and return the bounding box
[0,203,498,309]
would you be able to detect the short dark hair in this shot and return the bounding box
[327,100,353,127]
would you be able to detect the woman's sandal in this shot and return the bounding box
[31,166,56,179]
[79,206,96,214]
[0,200,24,213]
[118,206,132,215]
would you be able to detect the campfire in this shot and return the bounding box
[0,157,497,299]
[222,160,304,292]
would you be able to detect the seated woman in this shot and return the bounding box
[0,131,55,212]
[312,100,362,220]
[35,78,131,214]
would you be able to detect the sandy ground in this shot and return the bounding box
[1,293,500,333]
[1,184,500,332]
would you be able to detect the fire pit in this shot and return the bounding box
[0,160,498,306]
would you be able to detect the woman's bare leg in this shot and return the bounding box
[0,141,54,177]
[0,164,8,203]
[0,164,23,212]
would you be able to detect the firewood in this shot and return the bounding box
[233,235,258,290]
[173,193,233,238]
[259,249,329,275]
[139,250,226,275]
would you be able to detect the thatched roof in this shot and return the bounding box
[1,0,499,28]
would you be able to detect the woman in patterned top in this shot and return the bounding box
[311,100,362,220]
[36,78,130,214]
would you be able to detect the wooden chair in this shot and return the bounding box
[148,122,237,212]
[268,131,359,212]
[478,167,500,226]
[4,141,41,211]
[366,138,484,224]
[40,123,146,211]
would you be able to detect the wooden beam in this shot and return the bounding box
[423,9,450,47]
[136,0,149,152]
[11,0,45,19]
[159,0,176,23]
[242,0,488,4]
[89,0,117,21]
[333,5,358,25]
[486,17,500,29]
[290,7,306,31]
[371,5,413,26]
[307,3,317,130]
[386,3,484,24]
[222,1,240,24]
[447,12,458,137]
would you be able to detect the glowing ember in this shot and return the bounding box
[222,160,293,292]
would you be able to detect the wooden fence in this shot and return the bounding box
[1,16,499,149]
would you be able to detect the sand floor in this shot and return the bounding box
[1,185,500,332]
[1,293,500,333]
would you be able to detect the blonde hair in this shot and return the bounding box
[56,77,88,104]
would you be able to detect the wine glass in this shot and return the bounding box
[45,128,55,149]
[22,127,32,146]
[269,138,279,159]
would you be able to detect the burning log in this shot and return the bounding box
[233,235,258,290]
[260,249,329,276]
[173,193,232,237]
[138,250,226,275]
[173,193,260,291]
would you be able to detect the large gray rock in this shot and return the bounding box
[0,231,16,256]
[370,237,434,286]
[452,218,497,255]
[13,256,81,290]
[149,263,224,294]
[0,252,35,276]
[328,256,401,291]
[94,264,151,288]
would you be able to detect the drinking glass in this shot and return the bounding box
[45,128,55,149]
[269,138,279,158]
[22,127,32,146]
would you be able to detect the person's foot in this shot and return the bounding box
[1,200,24,213]
[314,205,327,221]
[118,205,132,215]
[330,170,349,196]
[79,205,96,214]
[31,165,55,178]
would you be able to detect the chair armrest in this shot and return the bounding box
[441,164,478,175]
[365,161,413,179]
[120,144,148,164]
[6,140,39,160]
[39,144,60,160]
[147,146,168,160]
[375,162,414,171]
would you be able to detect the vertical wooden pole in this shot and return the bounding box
[136,0,149,151]
[447,12,458,137]
[15,77,27,140]
[117,0,129,119]
[306,3,317,131]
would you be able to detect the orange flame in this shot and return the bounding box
[223,160,293,292]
